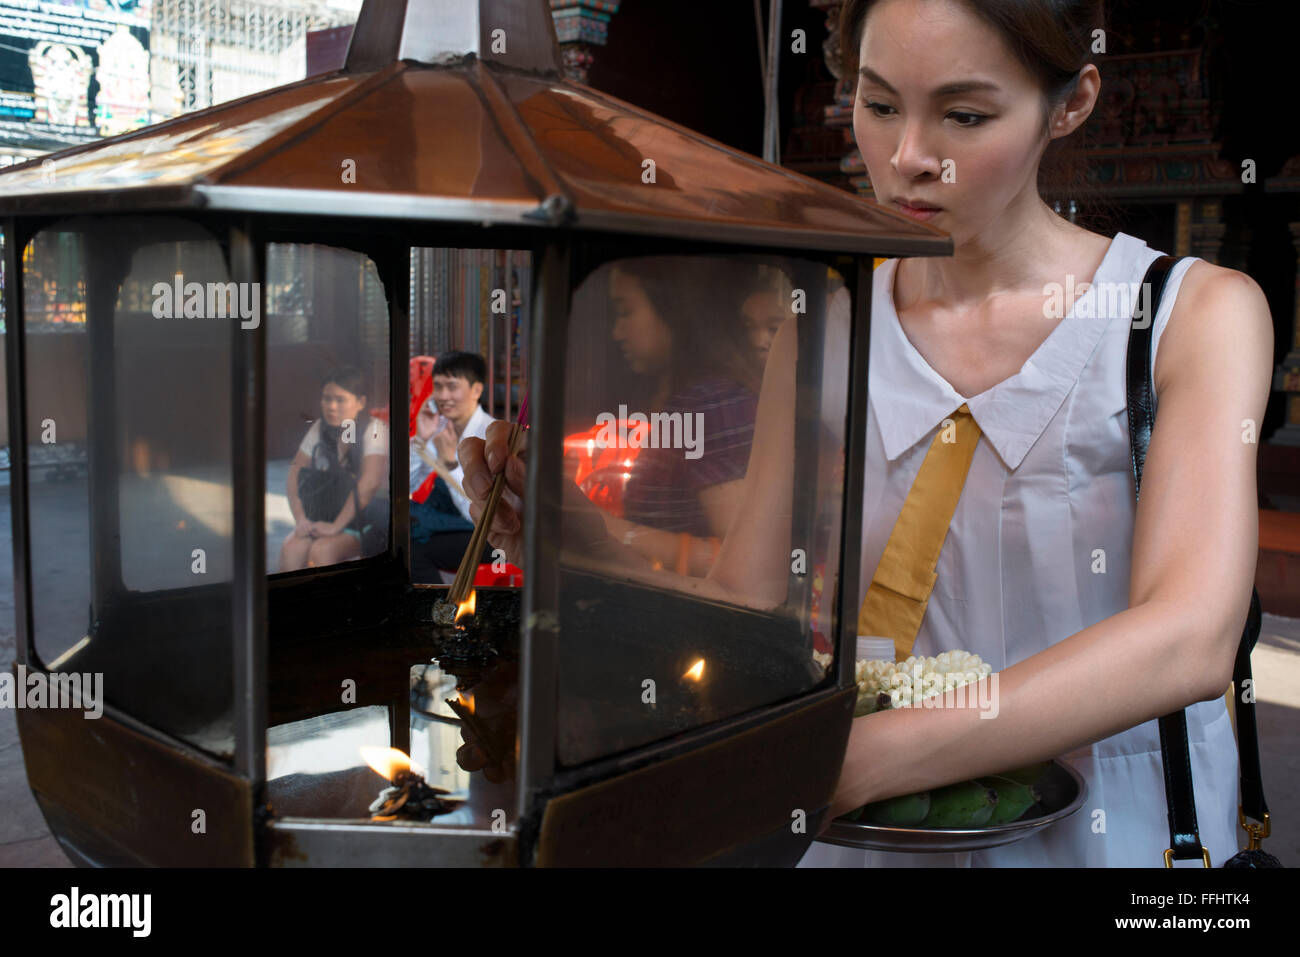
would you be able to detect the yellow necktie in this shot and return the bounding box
[858,403,983,662]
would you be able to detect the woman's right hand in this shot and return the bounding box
[294,517,313,538]
[459,419,527,566]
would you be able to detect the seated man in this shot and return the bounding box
[409,351,499,582]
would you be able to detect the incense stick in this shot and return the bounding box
[445,396,528,608]
[411,439,466,499]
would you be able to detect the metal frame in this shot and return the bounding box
[513,233,878,865]
[835,256,874,695]
[5,195,916,866]
[230,219,268,786]
[4,216,35,668]
[517,237,570,859]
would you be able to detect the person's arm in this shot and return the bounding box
[702,317,799,607]
[824,264,1273,822]
[597,513,722,577]
[410,402,440,494]
[410,437,434,493]
[286,450,311,535]
[355,452,386,509]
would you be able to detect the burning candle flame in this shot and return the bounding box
[455,589,476,623]
[360,747,425,782]
[683,658,706,682]
[457,693,475,715]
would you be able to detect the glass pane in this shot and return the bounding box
[22,217,236,759]
[266,244,390,574]
[261,589,520,827]
[265,706,392,819]
[555,254,849,767]
[22,227,92,668]
[407,248,530,585]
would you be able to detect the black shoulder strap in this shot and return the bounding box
[1125,254,1267,865]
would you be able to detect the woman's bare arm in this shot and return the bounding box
[286,450,310,523]
[825,264,1273,821]
[704,316,799,606]
[355,451,386,509]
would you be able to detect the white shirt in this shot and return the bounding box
[800,232,1239,867]
[299,417,389,475]
[410,402,497,523]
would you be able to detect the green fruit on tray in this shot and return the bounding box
[918,780,998,828]
[860,790,931,826]
[838,761,1056,829]
[979,774,1042,825]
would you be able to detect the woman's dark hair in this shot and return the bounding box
[839,0,1118,233]
[611,257,765,395]
[321,366,369,401]
[316,366,369,475]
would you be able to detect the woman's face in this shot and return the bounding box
[852,0,1053,245]
[320,382,366,427]
[610,268,673,375]
[742,289,786,366]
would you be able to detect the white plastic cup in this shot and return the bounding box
[856,636,896,663]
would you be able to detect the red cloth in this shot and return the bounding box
[409,355,438,504]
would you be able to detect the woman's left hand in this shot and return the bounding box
[309,520,338,538]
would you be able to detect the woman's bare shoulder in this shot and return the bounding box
[1154,259,1271,395]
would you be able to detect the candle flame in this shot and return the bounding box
[360,747,424,782]
[457,692,475,715]
[683,658,705,682]
[455,590,476,622]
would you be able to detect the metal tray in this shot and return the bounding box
[817,759,1088,853]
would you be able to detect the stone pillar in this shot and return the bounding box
[1271,223,1300,445]
[551,0,621,85]
[1190,196,1226,264]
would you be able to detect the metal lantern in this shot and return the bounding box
[0,0,949,866]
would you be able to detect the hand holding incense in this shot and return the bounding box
[434,395,529,623]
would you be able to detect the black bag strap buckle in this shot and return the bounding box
[1238,806,1271,850]
[1164,846,1211,868]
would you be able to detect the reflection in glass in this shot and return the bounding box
[265,707,392,820]
[556,254,849,767]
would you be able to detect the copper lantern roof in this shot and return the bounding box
[0,0,950,255]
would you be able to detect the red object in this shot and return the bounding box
[562,420,647,518]
[409,355,438,504]
[472,563,524,588]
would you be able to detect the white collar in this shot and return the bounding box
[870,232,1142,470]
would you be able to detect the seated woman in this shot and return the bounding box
[280,367,389,571]
[591,256,768,577]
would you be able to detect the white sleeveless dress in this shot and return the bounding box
[799,231,1241,867]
